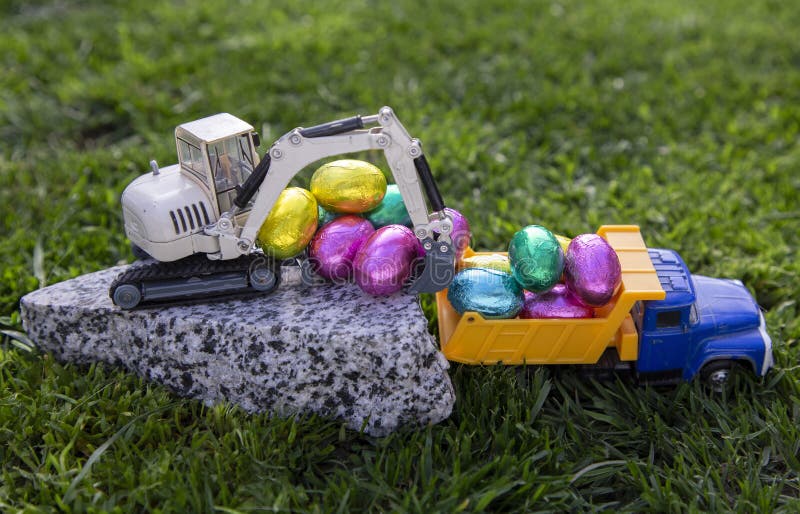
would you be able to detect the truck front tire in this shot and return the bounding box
[700,360,738,393]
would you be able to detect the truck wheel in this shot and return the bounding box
[700,360,737,393]
[113,284,142,309]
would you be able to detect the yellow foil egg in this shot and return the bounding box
[257,187,318,259]
[310,159,387,213]
[458,254,512,274]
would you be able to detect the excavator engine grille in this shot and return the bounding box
[169,202,211,235]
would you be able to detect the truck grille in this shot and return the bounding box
[169,202,211,235]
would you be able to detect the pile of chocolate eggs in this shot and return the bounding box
[447,225,622,320]
[256,159,471,296]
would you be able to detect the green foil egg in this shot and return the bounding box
[257,187,318,259]
[311,159,387,213]
[318,205,340,227]
[447,267,524,319]
[508,225,564,293]
[366,184,412,228]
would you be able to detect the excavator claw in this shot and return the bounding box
[408,239,456,294]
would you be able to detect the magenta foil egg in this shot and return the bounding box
[565,234,622,307]
[434,208,471,260]
[520,284,594,319]
[354,224,421,295]
[308,215,375,282]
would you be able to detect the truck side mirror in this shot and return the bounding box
[252,132,261,148]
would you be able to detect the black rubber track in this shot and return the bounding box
[109,253,280,309]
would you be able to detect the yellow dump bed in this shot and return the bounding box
[436,225,666,365]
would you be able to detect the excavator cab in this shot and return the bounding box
[174,113,260,217]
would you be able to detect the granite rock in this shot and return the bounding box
[19,264,455,436]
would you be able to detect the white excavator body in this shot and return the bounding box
[121,113,259,261]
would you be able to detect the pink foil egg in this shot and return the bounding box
[354,224,421,295]
[308,215,375,282]
[565,234,622,307]
[435,208,471,260]
[520,284,594,319]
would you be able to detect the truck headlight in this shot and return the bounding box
[758,312,773,375]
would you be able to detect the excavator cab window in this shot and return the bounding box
[208,134,255,213]
[178,138,210,188]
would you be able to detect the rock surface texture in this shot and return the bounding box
[20,264,455,436]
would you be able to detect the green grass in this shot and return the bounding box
[2,0,799,511]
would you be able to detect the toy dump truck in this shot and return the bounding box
[436,225,773,388]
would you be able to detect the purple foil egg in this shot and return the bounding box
[434,208,471,260]
[308,215,375,282]
[520,284,594,319]
[565,234,622,307]
[354,224,420,295]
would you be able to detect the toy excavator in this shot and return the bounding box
[110,107,455,308]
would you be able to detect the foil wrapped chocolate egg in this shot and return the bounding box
[257,187,318,259]
[366,184,412,228]
[318,205,341,227]
[354,224,421,295]
[520,284,594,319]
[308,215,375,283]
[447,267,523,319]
[436,207,471,260]
[508,225,564,293]
[311,159,387,213]
[565,234,622,307]
[458,253,512,274]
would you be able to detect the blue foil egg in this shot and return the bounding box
[447,267,524,319]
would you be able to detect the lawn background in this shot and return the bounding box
[1,0,799,511]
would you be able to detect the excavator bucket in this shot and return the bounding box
[408,239,456,294]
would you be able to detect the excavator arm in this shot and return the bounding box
[205,106,456,293]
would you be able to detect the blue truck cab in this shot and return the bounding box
[631,249,773,387]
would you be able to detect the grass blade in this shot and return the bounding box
[62,401,180,504]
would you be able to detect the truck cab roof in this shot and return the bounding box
[647,248,696,309]
[646,249,760,333]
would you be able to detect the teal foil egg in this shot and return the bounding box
[447,267,524,319]
[508,225,564,293]
[318,205,340,227]
[366,184,412,228]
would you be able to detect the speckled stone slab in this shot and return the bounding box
[19,264,455,436]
